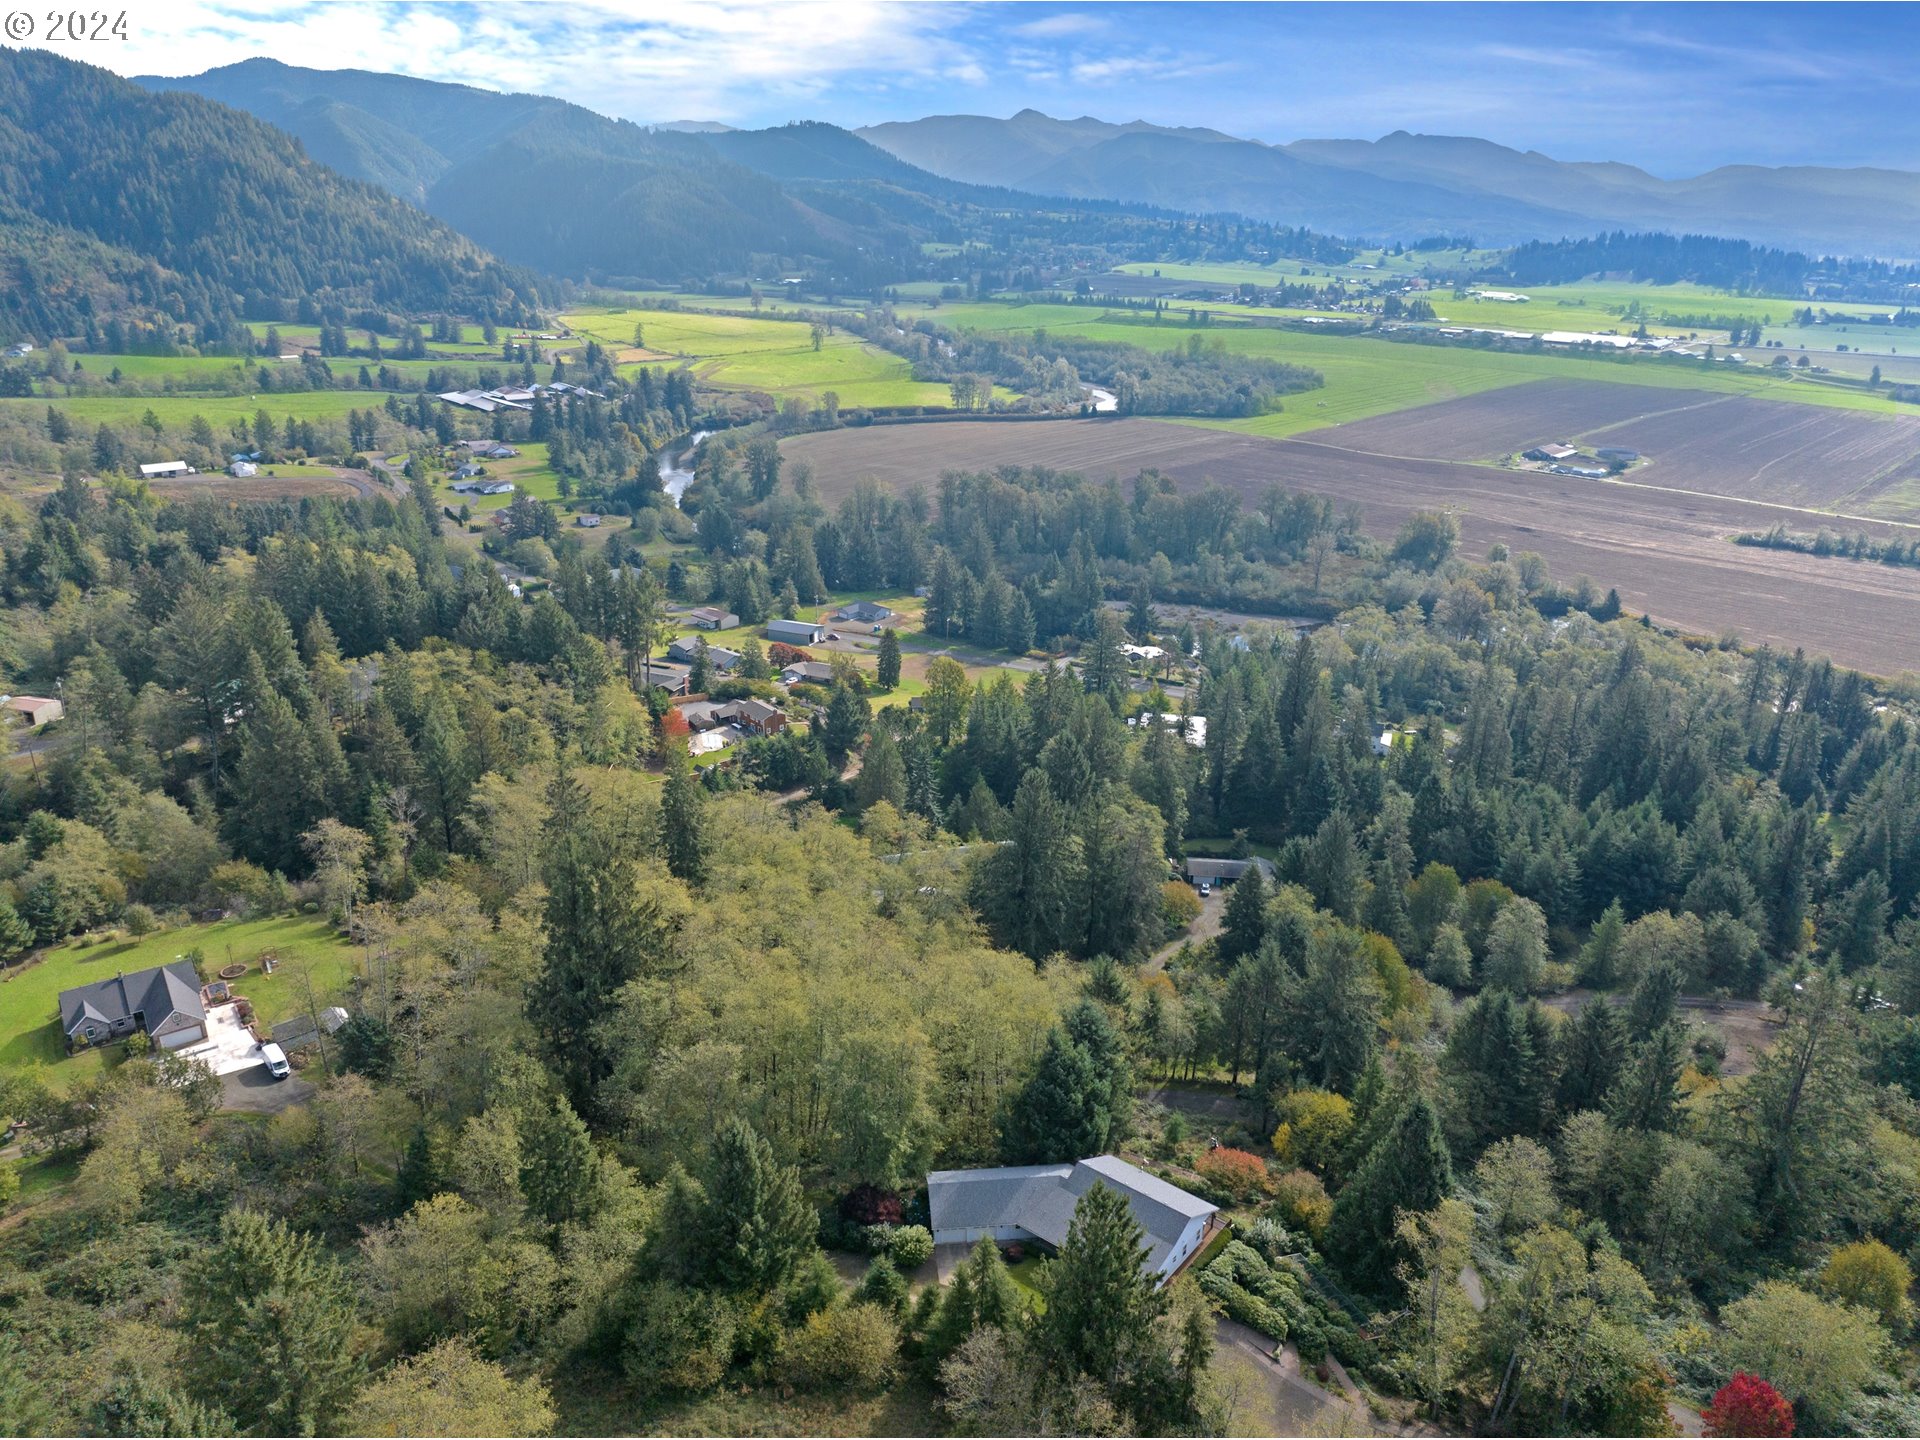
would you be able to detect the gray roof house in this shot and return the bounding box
[835,600,894,624]
[59,961,207,1053]
[928,1155,1220,1286]
[1183,857,1278,885]
[666,637,743,671]
[779,661,836,686]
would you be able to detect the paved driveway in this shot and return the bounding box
[178,1001,267,1076]
[220,1065,314,1114]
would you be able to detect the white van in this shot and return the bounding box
[261,1043,290,1080]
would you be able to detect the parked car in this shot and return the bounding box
[261,1042,290,1080]
[1197,881,1211,897]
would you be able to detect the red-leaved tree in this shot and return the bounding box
[1703,1373,1794,1438]
[1193,1145,1272,1201]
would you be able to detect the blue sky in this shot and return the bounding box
[42,1,1920,175]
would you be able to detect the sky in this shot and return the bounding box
[22,1,1920,175]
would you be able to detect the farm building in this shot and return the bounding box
[928,1155,1220,1287]
[686,606,740,631]
[1522,443,1577,462]
[2,694,63,727]
[767,618,825,645]
[229,461,258,478]
[575,514,603,528]
[139,461,192,478]
[835,600,895,624]
[1184,856,1277,885]
[59,961,207,1052]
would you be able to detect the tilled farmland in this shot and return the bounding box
[785,407,1920,675]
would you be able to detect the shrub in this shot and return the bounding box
[889,1224,934,1272]
[623,1281,735,1396]
[1269,1168,1332,1240]
[1161,881,1202,929]
[856,1258,909,1314]
[1194,1146,1271,1202]
[121,903,158,937]
[1821,1239,1913,1333]
[1271,1090,1354,1176]
[780,1302,899,1392]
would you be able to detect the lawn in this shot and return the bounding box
[433,441,567,515]
[5,390,398,429]
[0,915,358,1086]
[561,306,956,408]
[1005,1254,1048,1312]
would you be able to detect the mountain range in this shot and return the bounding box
[857,110,1920,259]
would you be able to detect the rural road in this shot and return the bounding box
[1149,885,1225,970]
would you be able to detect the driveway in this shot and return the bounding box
[178,1001,267,1077]
[1214,1318,1384,1436]
[1149,884,1226,971]
[220,1065,314,1114]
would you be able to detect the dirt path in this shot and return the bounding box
[1148,886,1225,971]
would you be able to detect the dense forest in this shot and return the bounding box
[5,418,1920,1435]
[1498,231,1920,301]
[0,50,548,340]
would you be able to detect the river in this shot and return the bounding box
[659,430,711,506]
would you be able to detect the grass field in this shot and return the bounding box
[432,441,567,514]
[562,306,955,408]
[0,915,358,1086]
[3,390,395,428]
[892,299,1914,438]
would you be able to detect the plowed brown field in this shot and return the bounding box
[785,398,1920,675]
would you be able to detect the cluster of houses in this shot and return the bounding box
[437,381,601,414]
[5,341,34,359]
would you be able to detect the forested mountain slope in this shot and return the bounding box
[0,49,546,339]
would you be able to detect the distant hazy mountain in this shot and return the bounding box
[137,60,919,283]
[860,112,1920,257]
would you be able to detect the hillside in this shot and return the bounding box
[860,111,1920,257]
[0,48,546,341]
[139,59,923,284]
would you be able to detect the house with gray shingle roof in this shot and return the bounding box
[928,1154,1219,1285]
[59,961,207,1053]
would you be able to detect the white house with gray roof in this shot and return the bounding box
[927,1154,1219,1286]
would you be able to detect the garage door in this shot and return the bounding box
[157,1024,206,1049]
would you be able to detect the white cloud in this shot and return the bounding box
[1013,12,1106,39]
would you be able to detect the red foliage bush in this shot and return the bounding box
[1703,1373,1794,1438]
[838,1183,903,1227]
[1193,1145,1272,1201]
[660,707,691,738]
[768,643,815,666]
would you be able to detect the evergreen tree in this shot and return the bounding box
[924,1237,1020,1361]
[1306,810,1364,922]
[518,1097,601,1224]
[822,684,870,766]
[181,1210,362,1435]
[1579,900,1628,987]
[1000,1000,1133,1162]
[1556,998,1627,1115]
[692,1119,817,1293]
[854,727,908,814]
[659,750,711,885]
[1217,863,1269,965]
[971,770,1079,959]
[1606,1022,1686,1133]
[1032,1183,1166,1394]
[876,628,902,689]
[1328,1091,1454,1292]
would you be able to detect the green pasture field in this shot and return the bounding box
[5,390,397,428]
[0,915,357,1087]
[895,299,1916,438]
[562,306,956,408]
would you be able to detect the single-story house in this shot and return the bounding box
[779,661,836,687]
[836,600,895,624]
[1522,443,1577,463]
[666,638,743,672]
[139,461,191,478]
[229,450,262,464]
[1127,712,1206,748]
[463,440,519,459]
[476,480,515,496]
[928,1155,1220,1287]
[5,342,32,358]
[1371,726,1403,757]
[767,618,825,645]
[687,606,741,631]
[1122,643,1166,663]
[576,513,603,528]
[643,662,692,696]
[1183,856,1277,886]
[677,700,733,731]
[3,694,64,728]
[59,961,207,1053]
[454,463,483,479]
[229,461,258,478]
